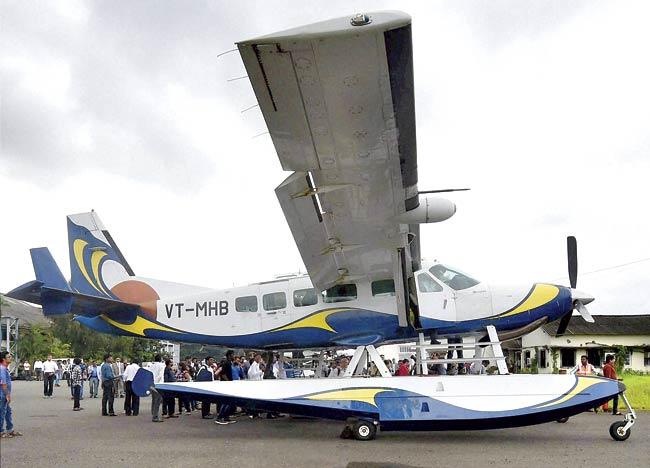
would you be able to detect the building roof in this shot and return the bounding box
[0,294,50,327]
[542,314,650,336]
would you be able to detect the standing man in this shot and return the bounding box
[197,356,216,419]
[100,354,116,416]
[1,352,22,438]
[123,360,140,416]
[70,358,83,411]
[147,354,165,422]
[34,359,43,381]
[22,361,31,381]
[87,362,99,398]
[42,355,57,398]
[602,354,622,415]
[247,354,264,380]
[576,355,599,412]
[112,357,125,398]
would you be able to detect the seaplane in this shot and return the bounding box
[7,11,635,441]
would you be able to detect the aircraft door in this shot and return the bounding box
[454,284,492,321]
[260,284,289,331]
[232,287,262,333]
[415,271,456,322]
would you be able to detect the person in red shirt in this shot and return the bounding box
[601,354,621,415]
[396,360,410,376]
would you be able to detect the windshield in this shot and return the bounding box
[428,264,480,291]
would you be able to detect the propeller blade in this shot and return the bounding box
[575,301,594,323]
[567,236,578,289]
[556,312,572,336]
[419,188,471,194]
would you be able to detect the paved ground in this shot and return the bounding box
[1,381,647,468]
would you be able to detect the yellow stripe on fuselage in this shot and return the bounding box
[498,284,559,317]
[102,315,180,337]
[305,388,392,407]
[273,308,349,333]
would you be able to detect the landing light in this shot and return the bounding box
[351,13,371,26]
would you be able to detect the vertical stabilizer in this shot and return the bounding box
[67,211,133,298]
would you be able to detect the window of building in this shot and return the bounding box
[263,292,286,311]
[524,350,531,368]
[235,295,258,312]
[539,349,547,368]
[644,349,650,367]
[322,284,357,303]
[371,279,395,297]
[624,351,632,366]
[293,288,318,307]
[428,264,480,290]
[560,349,575,368]
[417,273,443,293]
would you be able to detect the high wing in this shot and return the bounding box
[238,12,454,326]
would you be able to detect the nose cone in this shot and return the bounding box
[571,288,595,305]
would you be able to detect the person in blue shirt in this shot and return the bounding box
[101,354,116,416]
[88,362,99,398]
[0,351,22,438]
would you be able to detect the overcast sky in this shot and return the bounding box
[1,1,649,317]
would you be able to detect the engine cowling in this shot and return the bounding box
[396,195,456,224]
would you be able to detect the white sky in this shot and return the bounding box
[1,1,649,316]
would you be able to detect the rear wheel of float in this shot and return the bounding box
[556,417,569,423]
[353,420,377,441]
[609,421,631,441]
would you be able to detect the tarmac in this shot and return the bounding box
[1,380,648,468]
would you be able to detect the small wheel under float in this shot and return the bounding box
[352,420,377,441]
[609,421,631,441]
[340,418,378,441]
[556,417,569,423]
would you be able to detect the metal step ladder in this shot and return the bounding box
[414,325,510,375]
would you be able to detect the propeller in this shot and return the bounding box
[556,236,595,336]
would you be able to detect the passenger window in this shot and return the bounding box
[263,292,286,311]
[322,284,357,303]
[371,279,395,297]
[235,295,258,312]
[293,288,318,307]
[417,273,443,293]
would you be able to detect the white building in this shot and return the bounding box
[520,314,650,373]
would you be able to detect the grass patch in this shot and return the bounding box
[617,373,650,411]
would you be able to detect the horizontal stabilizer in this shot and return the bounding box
[6,282,140,317]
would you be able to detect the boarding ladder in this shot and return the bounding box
[414,325,509,375]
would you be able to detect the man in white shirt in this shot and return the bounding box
[22,361,31,381]
[247,354,264,381]
[34,360,43,381]
[122,360,141,416]
[146,355,165,422]
[42,355,57,398]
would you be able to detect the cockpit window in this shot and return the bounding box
[428,264,480,290]
[417,273,443,293]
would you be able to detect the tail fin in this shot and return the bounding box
[67,211,134,298]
